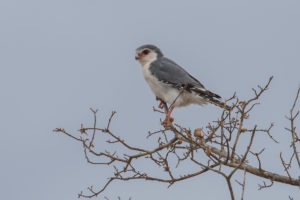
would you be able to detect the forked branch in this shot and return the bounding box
[54,77,300,199]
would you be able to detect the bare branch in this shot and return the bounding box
[258,179,274,190]
[286,86,300,168]
[55,77,300,199]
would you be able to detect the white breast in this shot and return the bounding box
[142,63,166,98]
[141,63,182,106]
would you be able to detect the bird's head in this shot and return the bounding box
[135,44,163,66]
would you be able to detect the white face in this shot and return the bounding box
[136,48,157,66]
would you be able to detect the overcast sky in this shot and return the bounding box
[1,0,300,199]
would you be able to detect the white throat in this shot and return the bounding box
[138,52,158,67]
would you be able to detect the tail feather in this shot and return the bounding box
[209,98,231,110]
[191,87,231,110]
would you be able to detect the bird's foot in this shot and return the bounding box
[158,101,164,109]
[161,116,174,126]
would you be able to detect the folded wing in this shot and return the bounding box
[149,57,221,101]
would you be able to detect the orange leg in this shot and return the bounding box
[158,101,164,109]
[156,97,165,109]
[162,105,175,126]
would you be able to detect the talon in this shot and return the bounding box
[161,105,175,126]
[161,116,174,126]
[158,101,164,109]
[161,118,170,126]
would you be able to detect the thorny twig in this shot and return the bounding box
[285,86,300,168]
[54,77,300,199]
[258,179,274,190]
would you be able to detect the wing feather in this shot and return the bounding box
[149,57,221,99]
[149,57,204,88]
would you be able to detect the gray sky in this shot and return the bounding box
[1,0,300,199]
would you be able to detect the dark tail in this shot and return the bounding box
[209,98,231,110]
[192,87,231,110]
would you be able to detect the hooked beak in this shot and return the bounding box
[135,52,141,60]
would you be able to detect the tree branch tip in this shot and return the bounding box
[56,76,300,199]
[53,128,65,132]
[89,108,99,113]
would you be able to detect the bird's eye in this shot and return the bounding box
[143,49,150,55]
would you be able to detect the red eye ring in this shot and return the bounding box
[143,49,150,55]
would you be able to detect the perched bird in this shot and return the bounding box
[135,44,229,125]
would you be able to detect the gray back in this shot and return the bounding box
[149,57,205,89]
